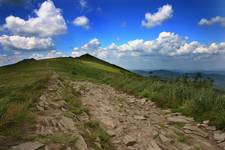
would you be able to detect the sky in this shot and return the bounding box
[0,0,225,70]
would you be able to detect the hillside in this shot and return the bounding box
[1,54,225,150]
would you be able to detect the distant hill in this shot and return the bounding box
[133,70,225,90]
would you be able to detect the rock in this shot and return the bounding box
[218,141,225,149]
[183,129,192,134]
[134,115,146,120]
[206,126,216,131]
[12,141,44,150]
[50,101,60,108]
[101,117,117,128]
[213,131,225,142]
[148,140,162,150]
[36,105,44,111]
[128,99,136,103]
[66,147,72,150]
[183,124,208,138]
[45,144,63,150]
[203,120,209,124]
[40,95,47,101]
[159,134,170,143]
[139,98,147,105]
[75,135,88,150]
[38,101,45,107]
[167,116,190,124]
[106,130,116,137]
[152,130,159,137]
[119,103,123,107]
[170,112,182,116]
[123,135,137,146]
[196,138,213,149]
[60,116,75,130]
[162,109,171,114]
[176,143,195,150]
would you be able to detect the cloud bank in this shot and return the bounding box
[72,32,225,59]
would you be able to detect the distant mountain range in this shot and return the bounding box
[133,69,225,90]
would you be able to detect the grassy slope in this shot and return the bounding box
[1,54,225,141]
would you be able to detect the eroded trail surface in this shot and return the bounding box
[73,81,225,150]
[10,76,225,150]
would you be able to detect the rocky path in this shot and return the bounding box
[72,81,225,150]
[11,76,225,150]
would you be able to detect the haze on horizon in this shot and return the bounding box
[0,0,225,71]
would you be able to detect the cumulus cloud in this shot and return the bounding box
[0,35,53,51]
[72,32,225,59]
[72,38,108,58]
[3,0,67,37]
[142,4,173,28]
[73,16,90,29]
[198,16,225,27]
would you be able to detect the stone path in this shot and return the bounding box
[11,75,225,150]
[72,81,225,150]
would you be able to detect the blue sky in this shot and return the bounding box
[0,0,225,70]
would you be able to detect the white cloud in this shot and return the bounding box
[0,50,65,66]
[31,50,66,59]
[142,4,173,28]
[3,0,67,37]
[198,16,225,27]
[72,38,108,58]
[79,0,87,8]
[73,16,90,29]
[71,32,225,60]
[0,35,53,51]
[0,53,27,66]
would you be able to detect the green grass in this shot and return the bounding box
[63,83,89,115]
[37,133,78,147]
[80,121,115,150]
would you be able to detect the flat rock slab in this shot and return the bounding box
[123,135,137,146]
[183,124,208,138]
[12,141,44,150]
[167,116,190,124]
[134,115,146,120]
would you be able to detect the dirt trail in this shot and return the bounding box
[10,75,225,150]
[72,81,225,150]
